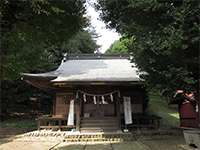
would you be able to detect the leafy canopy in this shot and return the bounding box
[96,0,199,96]
[106,37,130,54]
[1,0,96,79]
[64,30,100,54]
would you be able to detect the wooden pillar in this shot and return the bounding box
[75,98,80,131]
[52,94,56,116]
[198,79,200,128]
[58,120,61,130]
[37,119,41,131]
[117,96,121,130]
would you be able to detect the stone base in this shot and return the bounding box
[183,129,200,149]
[65,132,134,142]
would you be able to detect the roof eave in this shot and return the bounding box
[21,73,57,80]
[52,80,145,86]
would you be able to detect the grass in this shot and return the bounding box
[148,92,180,128]
[0,119,37,129]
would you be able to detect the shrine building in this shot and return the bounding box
[22,54,154,132]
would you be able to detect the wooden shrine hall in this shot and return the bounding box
[22,54,160,132]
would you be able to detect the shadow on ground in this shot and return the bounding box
[0,127,35,145]
[54,142,149,150]
[54,135,186,150]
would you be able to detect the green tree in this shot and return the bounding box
[96,0,199,96]
[106,37,130,54]
[63,30,100,54]
[1,0,88,79]
[0,0,99,119]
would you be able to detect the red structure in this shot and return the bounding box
[179,101,199,128]
[173,90,199,128]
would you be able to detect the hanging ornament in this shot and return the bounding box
[93,96,97,104]
[102,96,105,104]
[110,94,113,102]
[83,94,87,102]
[118,91,121,97]
[76,92,79,99]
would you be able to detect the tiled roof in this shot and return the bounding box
[22,54,143,83]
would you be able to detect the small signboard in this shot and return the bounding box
[123,96,132,124]
[67,99,74,126]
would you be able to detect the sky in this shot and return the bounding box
[86,1,120,53]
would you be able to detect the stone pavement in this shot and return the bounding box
[0,130,194,150]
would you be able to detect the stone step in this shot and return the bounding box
[64,133,135,142]
[81,120,118,124]
[80,117,119,132]
[81,117,117,120]
[81,119,117,122]
[65,138,123,142]
[80,127,119,132]
[80,130,119,132]
[80,123,117,128]
[81,119,118,124]
[80,126,119,129]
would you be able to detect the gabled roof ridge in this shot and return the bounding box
[63,53,130,60]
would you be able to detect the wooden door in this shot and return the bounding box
[98,96,115,117]
[94,97,105,117]
[82,96,116,118]
[54,93,74,117]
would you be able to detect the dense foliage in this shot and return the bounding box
[64,30,100,54]
[0,0,99,119]
[96,0,199,96]
[106,37,129,54]
[1,0,98,80]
